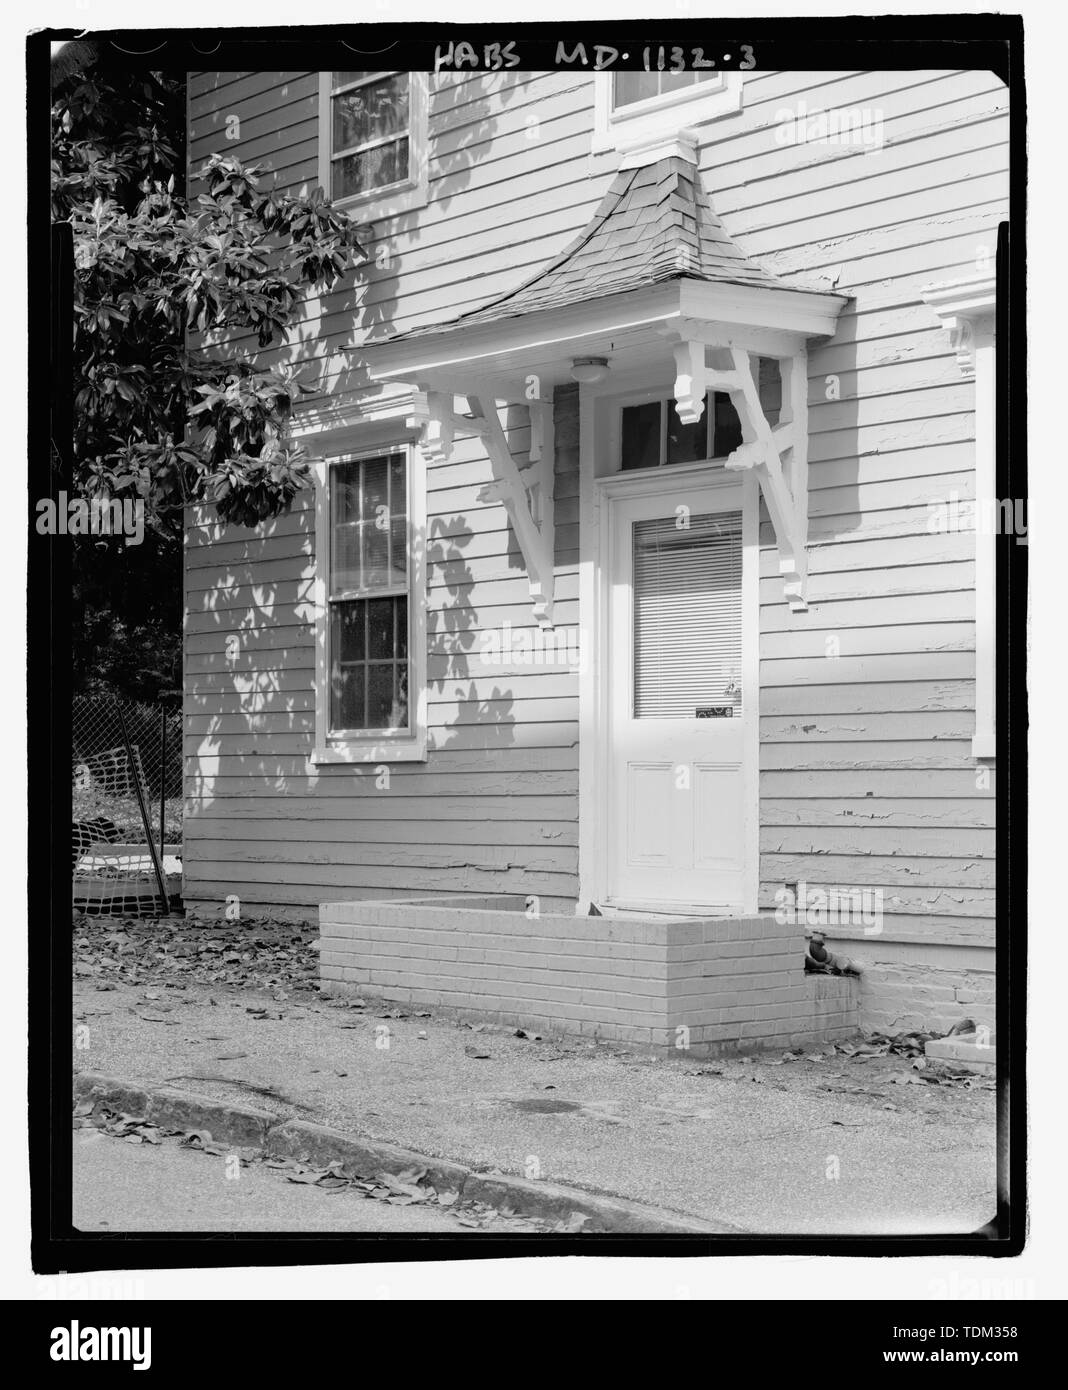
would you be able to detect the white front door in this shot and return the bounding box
[606,479,756,910]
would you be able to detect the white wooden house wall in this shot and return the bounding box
[184,68,1008,1031]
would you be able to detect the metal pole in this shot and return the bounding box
[117,701,169,915]
[159,704,167,863]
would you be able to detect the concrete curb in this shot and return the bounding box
[73,1071,738,1235]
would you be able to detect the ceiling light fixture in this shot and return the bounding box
[570,356,610,385]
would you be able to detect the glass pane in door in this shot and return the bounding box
[632,510,743,718]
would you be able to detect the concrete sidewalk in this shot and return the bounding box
[73,966,996,1234]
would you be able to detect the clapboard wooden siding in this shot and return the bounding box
[184,67,1007,955]
[184,377,583,908]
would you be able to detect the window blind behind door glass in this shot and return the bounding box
[632,510,743,718]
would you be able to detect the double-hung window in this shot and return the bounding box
[318,71,429,217]
[593,69,743,154]
[613,70,723,109]
[314,442,427,763]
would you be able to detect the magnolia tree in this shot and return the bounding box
[52,60,367,534]
[52,55,367,697]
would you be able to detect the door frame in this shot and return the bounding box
[577,381,760,915]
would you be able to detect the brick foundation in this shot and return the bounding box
[857,959,995,1036]
[319,895,859,1057]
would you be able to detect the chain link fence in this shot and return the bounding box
[72,696,182,916]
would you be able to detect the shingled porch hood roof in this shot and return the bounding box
[358,146,849,624]
[358,152,848,394]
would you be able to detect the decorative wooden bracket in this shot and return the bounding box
[919,270,996,379]
[406,389,471,464]
[408,387,556,626]
[671,340,810,610]
[471,389,556,627]
[673,339,708,424]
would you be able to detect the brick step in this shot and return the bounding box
[924,1030,996,1073]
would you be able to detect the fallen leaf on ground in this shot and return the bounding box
[178,1129,215,1149]
[376,1169,428,1200]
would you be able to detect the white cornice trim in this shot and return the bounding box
[920,271,997,376]
[360,280,849,388]
[920,270,997,318]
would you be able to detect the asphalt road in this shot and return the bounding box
[73,1126,462,1233]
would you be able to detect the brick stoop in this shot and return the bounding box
[320,895,859,1058]
[804,973,861,1043]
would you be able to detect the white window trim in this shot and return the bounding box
[920,271,997,762]
[592,70,743,155]
[317,71,429,219]
[312,437,428,765]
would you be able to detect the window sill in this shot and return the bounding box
[592,73,743,156]
[972,734,996,761]
[311,737,427,766]
[330,179,428,223]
